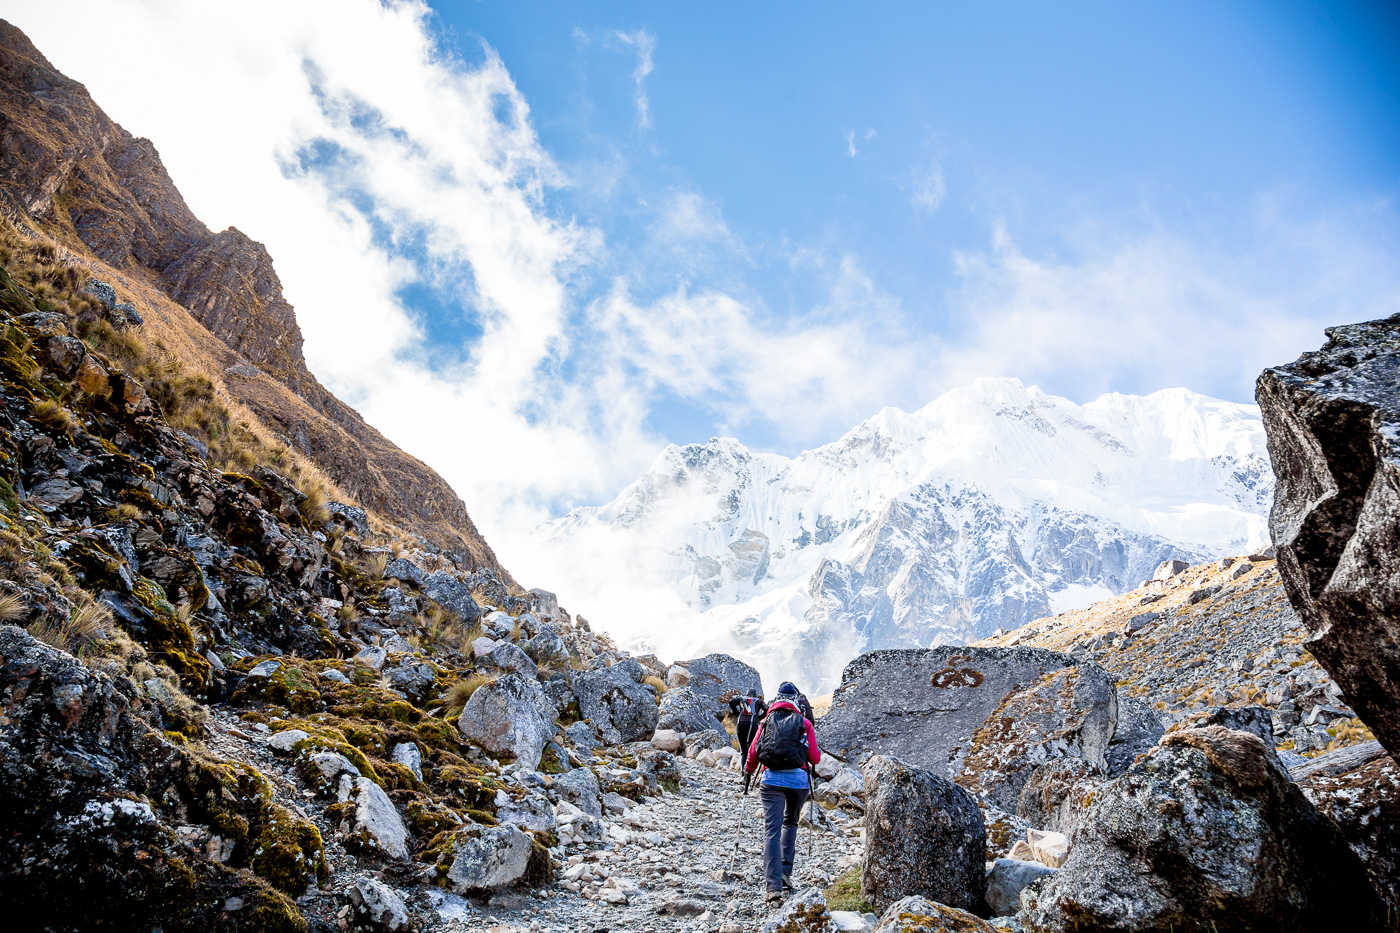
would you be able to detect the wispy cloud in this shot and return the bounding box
[912,159,946,212]
[845,127,876,158]
[615,28,656,128]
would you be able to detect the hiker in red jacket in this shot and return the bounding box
[745,681,821,905]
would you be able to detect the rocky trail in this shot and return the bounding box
[204,707,867,933]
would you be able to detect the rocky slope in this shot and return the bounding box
[539,378,1272,692]
[0,20,506,574]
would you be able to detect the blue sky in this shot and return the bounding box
[429,0,1400,446]
[13,0,1400,554]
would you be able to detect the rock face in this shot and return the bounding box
[1024,725,1387,931]
[573,663,659,744]
[820,647,1079,776]
[861,754,987,915]
[456,673,554,770]
[955,662,1117,812]
[1257,314,1400,759]
[0,21,510,572]
[0,627,316,930]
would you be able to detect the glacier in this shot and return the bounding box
[534,377,1272,693]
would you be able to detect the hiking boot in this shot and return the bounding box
[782,874,795,890]
[765,891,784,907]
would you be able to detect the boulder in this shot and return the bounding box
[675,653,763,703]
[349,877,410,932]
[871,896,996,933]
[345,776,410,861]
[1152,559,1188,581]
[650,729,683,752]
[299,750,361,794]
[384,660,436,703]
[1298,747,1400,910]
[812,766,866,810]
[1026,828,1068,868]
[456,672,554,770]
[1288,738,1387,781]
[391,742,423,782]
[573,663,659,744]
[684,729,732,756]
[422,571,483,623]
[443,823,538,892]
[1175,705,1275,745]
[268,728,309,755]
[523,628,571,665]
[1104,692,1165,775]
[985,858,1056,917]
[495,788,556,834]
[656,686,725,735]
[759,887,838,933]
[354,646,387,671]
[861,754,986,914]
[820,647,1082,777]
[382,558,424,588]
[487,642,538,678]
[954,662,1117,812]
[554,766,602,818]
[1023,725,1387,931]
[1015,757,1105,839]
[1257,314,1400,760]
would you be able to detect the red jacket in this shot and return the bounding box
[744,700,821,772]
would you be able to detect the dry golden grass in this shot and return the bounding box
[445,673,494,711]
[0,591,28,622]
[26,596,110,655]
[643,674,667,694]
[33,398,74,433]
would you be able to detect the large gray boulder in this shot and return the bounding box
[457,672,554,770]
[861,754,986,915]
[656,686,725,735]
[1257,314,1400,760]
[1105,692,1165,776]
[487,642,538,678]
[422,571,482,623]
[554,766,602,818]
[348,877,410,932]
[675,653,763,703]
[573,663,658,744]
[344,776,410,861]
[954,662,1117,812]
[1023,725,1387,931]
[523,627,571,665]
[820,647,1081,778]
[443,823,537,892]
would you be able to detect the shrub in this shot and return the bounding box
[33,398,74,433]
[445,673,494,712]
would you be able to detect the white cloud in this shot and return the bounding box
[912,159,946,212]
[615,29,656,128]
[846,130,858,158]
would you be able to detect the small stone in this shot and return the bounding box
[247,660,281,678]
[1027,829,1069,868]
[268,729,309,755]
[354,646,387,670]
[348,877,410,932]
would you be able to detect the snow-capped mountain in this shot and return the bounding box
[536,378,1273,692]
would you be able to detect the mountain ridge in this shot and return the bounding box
[0,20,510,578]
[539,376,1272,690]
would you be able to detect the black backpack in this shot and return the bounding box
[756,707,808,770]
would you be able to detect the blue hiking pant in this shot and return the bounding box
[760,783,808,892]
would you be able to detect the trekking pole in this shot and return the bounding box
[729,771,752,873]
[805,765,816,864]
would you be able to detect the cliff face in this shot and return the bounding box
[0,20,509,579]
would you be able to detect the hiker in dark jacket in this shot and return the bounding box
[745,681,821,905]
[728,689,767,763]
